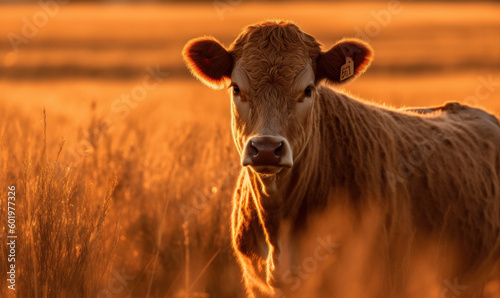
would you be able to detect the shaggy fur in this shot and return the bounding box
[183,20,500,297]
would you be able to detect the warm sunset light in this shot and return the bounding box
[1,1,499,298]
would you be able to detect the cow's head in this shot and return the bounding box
[183,21,373,177]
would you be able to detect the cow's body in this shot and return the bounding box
[233,87,500,297]
[183,20,500,297]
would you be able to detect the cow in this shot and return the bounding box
[182,20,500,297]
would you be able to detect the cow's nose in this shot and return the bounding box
[242,136,293,168]
[248,140,283,164]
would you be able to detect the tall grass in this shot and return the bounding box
[0,107,117,297]
[0,102,244,297]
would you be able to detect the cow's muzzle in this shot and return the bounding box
[242,135,293,174]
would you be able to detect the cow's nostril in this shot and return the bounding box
[274,142,284,157]
[249,142,259,156]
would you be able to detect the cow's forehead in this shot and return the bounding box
[236,51,312,90]
[232,58,314,94]
[238,45,312,69]
[229,21,321,91]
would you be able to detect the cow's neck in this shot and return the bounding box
[322,87,396,206]
[247,91,329,234]
[250,87,392,225]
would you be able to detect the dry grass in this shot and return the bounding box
[0,1,499,297]
[0,95,243,297]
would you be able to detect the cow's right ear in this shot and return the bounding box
[182,37,233,90]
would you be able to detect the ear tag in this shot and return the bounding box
[340,57,354,81]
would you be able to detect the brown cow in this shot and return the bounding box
[183,20,500,297]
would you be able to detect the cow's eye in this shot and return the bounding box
[232,84,240,96]
[304,86,312,97]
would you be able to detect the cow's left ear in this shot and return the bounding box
[182,37,233,90]
[316,39,373,84]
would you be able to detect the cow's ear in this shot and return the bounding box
[316,38,373,84]
[182,37,233,90]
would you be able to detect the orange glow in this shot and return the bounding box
[0,1,499,297]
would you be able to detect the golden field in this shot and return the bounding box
[0,1,500,297]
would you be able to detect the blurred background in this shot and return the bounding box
[0,0,499,297]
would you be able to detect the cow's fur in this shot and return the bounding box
[183,20,500,297]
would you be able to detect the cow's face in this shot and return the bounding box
[183,21,373,176]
